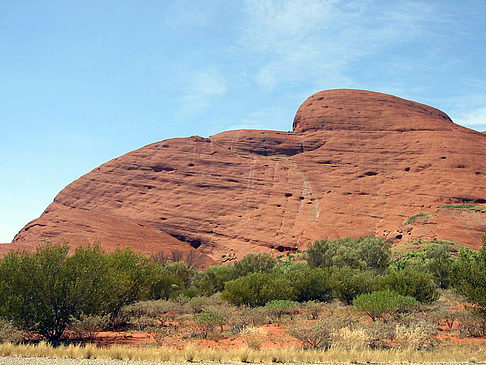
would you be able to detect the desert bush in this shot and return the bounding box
[240,326,267,350]
[379,268,439,303]
[458,309,486,337]
[452,243,486,314]
[0,320,22,344]
[67,314,110,340]
[299,301,324,320]
[233,253,277,277]
[290,317,356,350]
[222,272,296,306]
[428,305,457,330]
[353,290,418,322]
[122,299,177,319]
[193,313,224,339]
[264,300,296,322]
[394,318,437,350]
[331,326,369,350]
[290,321,331,349]
[306,236,390,274]
[231,306,269,333]
[365,320,396,349]
[285,265,333,302]
[192,265,236,296]
[187,296,207,314]
[330,266,376,305]
[146,324,177,345]
[0,244,111,342]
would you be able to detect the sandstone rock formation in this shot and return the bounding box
[7,89,486,262]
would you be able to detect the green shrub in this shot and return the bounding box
[191,265,235,296]
[193,313,224,338]
[264,300,296,321]
[452,244,486,315]
[0,244,112,342]
[379,268,439,303]
[330,266,376,305]
[392,244,453,289]
[306,236,390,274]
[353,290,418,322]
[222,272,296,306]
[233,253,277,277]
[67,314,110,340]
[0,244,157,342]
[285,265,333,302]
[299,300,324,320]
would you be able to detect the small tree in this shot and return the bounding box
[379,268,439,303]
[353,290,418,322]
[330,266,376,305]
[233,253,277,278]
[222,272,296,306]
[305,237,390,274]
[285,265,333,302]
[0,244,111,342]
[452,242,486,316]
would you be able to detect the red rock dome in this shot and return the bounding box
[293,89,453,132]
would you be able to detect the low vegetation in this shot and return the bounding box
[0,234,485,361]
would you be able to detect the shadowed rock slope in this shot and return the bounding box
[8,89,486,263]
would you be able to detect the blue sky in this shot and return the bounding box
[1,0,485,243]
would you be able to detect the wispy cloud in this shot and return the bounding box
[458,106,486,131]
[179,69,227,118]
[240,0,440,91]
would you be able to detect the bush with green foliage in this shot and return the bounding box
[191,265,235,296]
[222,272,296,306]
[330,266,376,305]
[378,268,439,303]
[391,244,453,289]
[353,290,418,322]
[193,312,224,338]
[233,253,277,277]
[264,300,295,321]
[0,244,156,342]
[284,264,333,302]
[306,236,390,274]
[0,244,112,342]
[451,237,486,316]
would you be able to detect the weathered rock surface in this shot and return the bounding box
[7,89,486,262]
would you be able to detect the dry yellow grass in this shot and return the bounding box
[0,342,485,363]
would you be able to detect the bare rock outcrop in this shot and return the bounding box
[8,89,486,262]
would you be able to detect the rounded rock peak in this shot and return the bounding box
[293,89,453,133]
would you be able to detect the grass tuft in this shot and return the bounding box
[0,342,485,362]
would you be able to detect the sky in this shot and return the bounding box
[1,0,485,243]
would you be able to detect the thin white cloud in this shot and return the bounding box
[240,0,439,91]
[458,106,486,130]
[179,69,227,118]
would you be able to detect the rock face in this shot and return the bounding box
[8,89,486,262]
